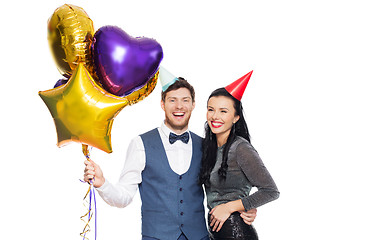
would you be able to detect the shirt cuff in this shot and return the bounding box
[241,198,251,211]
[95,179,110,192]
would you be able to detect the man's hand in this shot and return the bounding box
[84,159,105,188]
[239,208,257,225]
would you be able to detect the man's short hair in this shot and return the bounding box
[161,77,195,102]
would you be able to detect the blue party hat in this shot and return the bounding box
[159,67,179,92]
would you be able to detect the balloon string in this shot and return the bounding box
[80,144,97,240]
[80,185,92,240]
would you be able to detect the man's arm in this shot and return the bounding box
[83,136,146,208]
[239,208,257,225]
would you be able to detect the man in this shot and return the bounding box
[84,69,257,240]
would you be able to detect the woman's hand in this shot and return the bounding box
[84,159,105,188]
[209,203,232,232]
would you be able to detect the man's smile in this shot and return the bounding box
[173,112,185,119]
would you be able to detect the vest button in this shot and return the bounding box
[180,200,183,203]
[179,176,182,179]
[181,224,184,227]
[180,212,184,215]
[179,188,183,191]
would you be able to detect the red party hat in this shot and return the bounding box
[225,70,253,101]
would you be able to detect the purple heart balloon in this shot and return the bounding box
[93,26,163,96]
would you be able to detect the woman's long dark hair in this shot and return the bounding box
[199,88,250,187]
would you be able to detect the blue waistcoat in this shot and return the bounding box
[139,128,208,240]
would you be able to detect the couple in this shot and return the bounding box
[84,68,279,240]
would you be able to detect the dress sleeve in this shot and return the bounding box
[235,140,280,210]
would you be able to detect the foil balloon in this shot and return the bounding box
[39,63,129,153]
[48,4,95,78]
[93,25,163,96]
[54,78,68,88]
[125,69,159,105]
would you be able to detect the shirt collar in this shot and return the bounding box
[161,121,190,139]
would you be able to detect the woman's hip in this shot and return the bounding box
[208,212,258,240]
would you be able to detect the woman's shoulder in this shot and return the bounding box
[233,136,250,147]
[232,136,258,154]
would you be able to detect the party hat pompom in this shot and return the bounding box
[159,67,178,92]
[225,70,253,101]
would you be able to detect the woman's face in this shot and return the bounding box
[206,96,239,141]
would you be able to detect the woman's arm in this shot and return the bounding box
[236,140,280,211]
[209,199,243,232]
[209,200,258,232]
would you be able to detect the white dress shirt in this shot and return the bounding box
[96,122,193,208]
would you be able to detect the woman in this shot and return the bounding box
[199,72,279,240]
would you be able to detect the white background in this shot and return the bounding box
[1,0,366,239]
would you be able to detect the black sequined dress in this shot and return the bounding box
[205,136,279,239]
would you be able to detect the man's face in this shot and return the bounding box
[161,87,195,134]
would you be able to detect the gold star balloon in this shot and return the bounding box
[39,63,129,153]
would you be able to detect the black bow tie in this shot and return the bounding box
[169,132,189,144]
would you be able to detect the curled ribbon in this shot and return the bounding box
[80,144,97,240]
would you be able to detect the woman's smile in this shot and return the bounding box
[210,121,224,128]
